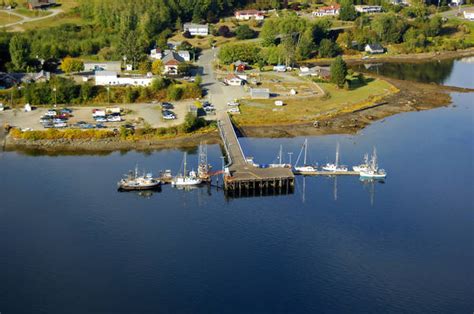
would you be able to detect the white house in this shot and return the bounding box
[463,8,474,20]
[235,9,265,20]
[178,50,191,62]
[355,5,382,13]
[183,23,209,36]
[95,71,153,86]
[150,48,163,60]
[451,0,464,6]
[312,5,340,17]
[365,43,385,54]
[224,74,244,86]
[162,52,184,75]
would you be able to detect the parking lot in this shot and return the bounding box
[0,100,198,131]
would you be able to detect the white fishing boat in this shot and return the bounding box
[269,145,291,168]
[353,153,370,172]
[294,139,318,174]
[322,143,348,172]
[359,147,387,179]
[172,152,202,186]
[118,166,161,191]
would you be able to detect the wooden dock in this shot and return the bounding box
[217,113,294,193]
[293,171,360,176]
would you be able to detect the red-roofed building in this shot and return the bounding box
[235,9,265,20]
[312,5,340,17]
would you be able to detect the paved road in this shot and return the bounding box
[195,48,248,115]
[1,8,63,28]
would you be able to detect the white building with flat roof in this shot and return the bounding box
[464,8,474,20]
[95,71,153,86]
[183,23,209,36]
[355,5,382,13]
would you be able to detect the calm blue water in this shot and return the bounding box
[0,64,473,313]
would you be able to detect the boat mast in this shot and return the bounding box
[371,147,377,170]
[304,139,308,165]
[279,145,283,165]
[184,152,187,176]
[335,143,340,167]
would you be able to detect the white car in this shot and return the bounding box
[45,110,57,116]
[227,101,239,107]
[227,107,240,114]
[54,122,67,128]
[95,116,107,123]
[107,115,121,122]
[163,113,176,120]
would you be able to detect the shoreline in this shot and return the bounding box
[305,48,474,66]
[4,78,473,153]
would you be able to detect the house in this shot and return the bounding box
[312,5,340,17]
[162,52,185,75]
[183,23,209,36]
[95,71,153,87]
[150,48,163,60]
[390,0,409,5]
[224,74,245,86]
[250,88,270,99]
[233,60,248,72]
[235,10,265,20]
[177,50,191,62]
[365,43,385,54]
[451,0,464,6]
[314,66,331,80]
[463,8,474,20]
[27,0,56,10]
[355,5,382,13]
[84,61,122,73]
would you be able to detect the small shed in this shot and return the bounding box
[250,88,270,99]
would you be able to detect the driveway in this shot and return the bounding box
[0,8,63,28]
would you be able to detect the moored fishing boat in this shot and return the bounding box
[293,139,318,174]
[322,143,348,172]
[353,153,370,172]
[172,152,202,187]
[117,166,161,191]
[359,147,387,179]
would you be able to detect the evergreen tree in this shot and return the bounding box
[339,0,358,21]
[330,56,348,88]
[9,35,30,72]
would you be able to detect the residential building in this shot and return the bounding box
[250,88,270,99]
[365,43,385,54]
[177,50,191,62]
[150,48,163,60]
[451,0,464,5]
[162,52,184,75]
[224,74,245,86]
[233,60,248,72]
[235,10,265,20]
[95,71,153,86]
[355,5,382,13]
[390,0,409,5]
[183,23,209,36]
[312,5,340,17]
[27,0,56,10]
[463,8,474,20]
[84,61,122,73]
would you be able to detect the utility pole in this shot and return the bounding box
[53,87,57,107]
[107,86,111,106]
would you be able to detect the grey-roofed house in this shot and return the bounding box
[28,0,56,10]
[183,23,209,36]
[365,43,385,54]
[162,51,185,75]
[250,88,270,99]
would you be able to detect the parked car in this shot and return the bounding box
[107,115,121,122]
[161,102,174,110]
[227,101,239,107]
[228,107,240,113]
[80,123,95,129]
[95,123,107,129]
[45,110,57,117]
[54,122,67,128]
[60,108,73,114]
[42,122,54,128]
[94,116,107,123]
[162,110,176,120]
[40,116,52,123]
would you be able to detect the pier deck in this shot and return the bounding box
[217,113,294,192]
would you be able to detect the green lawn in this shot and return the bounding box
[0,11,22,25]
[13,7,52,18]
[233,78,398,126]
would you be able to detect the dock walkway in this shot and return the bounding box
[217,112,294,192]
